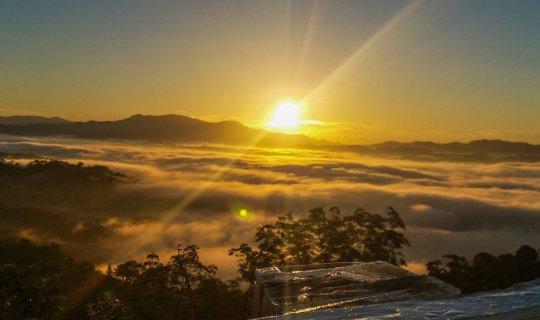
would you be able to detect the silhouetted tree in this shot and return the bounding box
[87,291,132,320]
[427,245,540,293]
[0,239,109,319]
[0,263,61,319]
[229,206,409,283]
[113,244,243,320]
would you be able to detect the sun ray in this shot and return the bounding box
[113,1,425,261]
[118,130,270,260]
[301,0,425,105]
[295,0,323,81]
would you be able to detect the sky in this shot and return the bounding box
[1,0,539,143]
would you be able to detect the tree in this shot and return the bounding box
[1,238,243,320]
[343,207,409,265]
[168,244,217,320]
[113,244,242,320]
[114,261,143,284]
[229,206,409,283]
[115,254,175,320]
[0,238,111,319]
[427,245,540,293]
[426,254,473,292]
[0,263,61,320]
[87,291,132,320]
[191,278,245,320]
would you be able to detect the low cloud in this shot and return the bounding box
[1,136,540,278]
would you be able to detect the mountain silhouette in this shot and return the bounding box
[0,115,71,126]
[0,114,326,148]
[1,114,539,162]
[331,139,540,162]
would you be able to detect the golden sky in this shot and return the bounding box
[1,1,539,143]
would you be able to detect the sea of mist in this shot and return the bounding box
[1,134,540,278]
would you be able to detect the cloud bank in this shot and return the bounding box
[1,135,540,278]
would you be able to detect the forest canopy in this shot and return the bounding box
[427,245,540,293]
[229,206,409,283]
[2,211,540,319]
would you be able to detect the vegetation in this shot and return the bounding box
[0,159,128,188]
[229,206,409,283]
[0,160,540,320]
[0,239,106,319]
[1,194,539,319]
[87,291,132,320]
[0,159,135,247]
[0,240,243,320]
[427,245,540,293]
[0,159,130,210]
[0,261,61,319]
[0,207,408,319]
[112,245,244,320]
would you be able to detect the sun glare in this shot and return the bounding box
[267,102,302,129]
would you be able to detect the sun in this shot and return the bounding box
[266,102,302,129]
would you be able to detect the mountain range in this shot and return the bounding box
[329,140,540,162]
[0,115,71,126]
[0,114,539,162]
[0,114,325,148]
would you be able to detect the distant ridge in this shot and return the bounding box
[1,114,539,161]
[0,115,71,126]
[330,139,540,162]
[0,114,327,148]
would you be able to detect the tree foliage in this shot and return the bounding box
[427,245,540,293]
[0,239,245,320]
[113,244,243,320]
[0,263,61,319]
[229,206,410,283]
[0,159,129,189]
[87,291,132,320]
[4,206,540,319]
[0,239,107,319]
